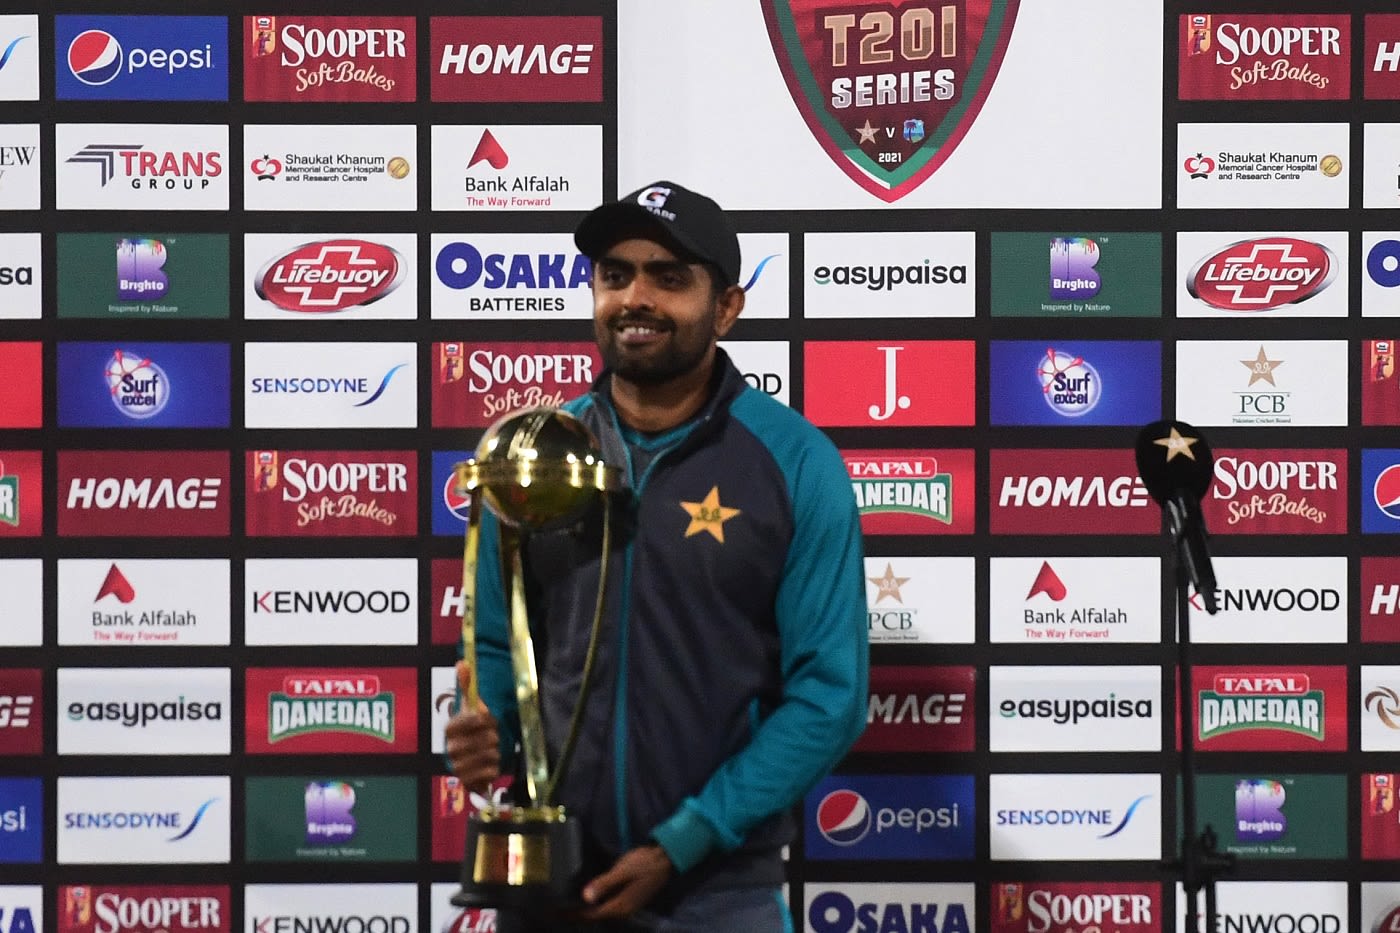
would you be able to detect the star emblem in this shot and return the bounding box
[680,486,741,543]
[1154,427,1199,462]
[868,563,910,605]
[855,119,878,145]
[1240,346,1283,387]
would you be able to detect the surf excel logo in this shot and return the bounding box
[245,668,417,754]
[57,16,227,100]
[806,774,974,860]
[989,341,1161,426]
[57,343,230,429]
[1192,666,1346,752]
[844,449,974,535]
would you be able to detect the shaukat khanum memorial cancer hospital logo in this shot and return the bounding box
[761,0,1021,201]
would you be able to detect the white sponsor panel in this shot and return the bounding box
[0,559,41,646]
[245,558,416,646]
[244,884,417,933]
[57,776,229,864]
[431,124,601,212]
[1184,556,1347,644]
[1361,881,1400,933]
[0,17,39,101]
[0,232,40,319]
[1363,231,1400,316]
[1362,665,1400,751]
[431,233,592,320]
[865,557,974,645]
[736,233,789,319]
[989,665,1161,752]
[0,123,39,210]
[0,887,41,933]
[430,883,488,933]
[57,559,231,647]
[988,557,1161,644]
[1366,123,1400,208]
[721,340,789,406]
[55,124,227,211]
[243,124,416,212]
[1176,231,1349,318]
[1176,340,1347,427]
[244,233,418,320]
[1175,881,1345,933]
[989,773,1160,861]
[802,883,976,933]
[244,342,416,429]
[57,667,230,756]
[430,665,455,755]
[803,232,975,319]
[1177,123,1349,209]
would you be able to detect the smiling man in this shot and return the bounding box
[445,181,868,933]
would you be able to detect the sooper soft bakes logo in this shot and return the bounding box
[56,884,231,933]
[244,668,417,754]
[1202,448,1347,535]
[1178,14,1350,100]
[431,341,600,428]
[805,775,974,861]
[990,881,1160,933]
[246,451,417,537]
[243,16,417,102]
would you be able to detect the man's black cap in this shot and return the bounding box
[574,181,742,288]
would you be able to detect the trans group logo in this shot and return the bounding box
[56,123,229,211]
[245,668,418,754]
[805,774,974,861]
[1362,773,1400,859]
[56,16,228,100]
[989,341,1161,426]
[57,343,230,428]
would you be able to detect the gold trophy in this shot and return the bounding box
[451,407,623,910]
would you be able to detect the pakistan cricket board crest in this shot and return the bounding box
[762,0,1020,202]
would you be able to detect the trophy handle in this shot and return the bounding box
[459,493,482,712]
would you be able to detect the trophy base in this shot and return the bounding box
[451,806,584,911]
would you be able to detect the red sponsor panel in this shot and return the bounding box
[855,665,975,753]
[1202,448,1347,535]
[843,448,974,536]
[1362,773,1400,858]
[254,239,407,313]
[0,342,41,428]
[58,885,231,933]
[1364,339,1400,425]
[0,668,42,756]
[990,880,1161,932]
[246,450,417,537]
[804,341,975,427]
[432,342,601,428]
[1185,237,1338,312]
[58,451,229,538]
[245,667,417,754]
[1179,14,1349,100]
[431,16,603,102]
[0,451,42,538]
[989,449,1158,535]
[1364,557,1400,643]
[1366,15,1400,99]
[1181,665,1347,752]
[244,16,416,102]
[431,774,513,862]
[431,558,465,647]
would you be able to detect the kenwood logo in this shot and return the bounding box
[252,590,410,613]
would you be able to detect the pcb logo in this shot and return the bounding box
[761,0,1021,202]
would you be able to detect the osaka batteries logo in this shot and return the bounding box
[254,240,405,313]
[105,350,169,419]
[815,789,872,845]
[1037,348,1100,417]
[1187,237,1337,312]
[68,30,122,85]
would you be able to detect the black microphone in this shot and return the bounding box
[1134,420,1219,615]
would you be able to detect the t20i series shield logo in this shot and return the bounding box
[762,1,1020,202]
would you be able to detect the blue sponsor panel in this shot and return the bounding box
[0,777,41,863]
[804,774,974,861]
[1363,449,1400,534]
[989,340,1161,426]
[57,342,230,428]
[55,15,227,101]
[431,450,473,536]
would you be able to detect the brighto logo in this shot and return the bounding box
[249,364,406,408]
[105,349,170,419]
[67,696,223,728]
[998,693,1154,725]
[812,259,967,291]
[64,798,218,841]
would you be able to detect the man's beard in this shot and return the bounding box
[598,307,714,386]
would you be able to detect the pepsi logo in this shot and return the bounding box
[815,789,871,846]
[441,471,470,523]
[68,30,123,86]
[1375,464,1400,521]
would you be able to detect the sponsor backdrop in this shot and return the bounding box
[3,3,1396,932]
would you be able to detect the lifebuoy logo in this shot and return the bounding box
[991,881,1159,932]
[58,451,229,537]
[1186,237,1338,312]
[990,450,1157,535]
[244,16,416,102]
[58,884,230,933]
[1178,14,1350,100]
[431,341,600,427]
[1202,448,1346,535]
[247,451,416,537]
[245,668,417,754]
[0,668,41,755]
[431,16,602,102]
[249,237,409,316]
[844,449,974,536]
[1191,665,1346,752]
[855,666,975,753]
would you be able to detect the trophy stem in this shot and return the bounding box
[502,527,550,807]
[458,496,483,712]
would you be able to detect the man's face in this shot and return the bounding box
[591,237,723,386]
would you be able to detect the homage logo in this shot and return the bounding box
[1367,14,1400,99]
[57,123,227,211]
[245,16,415,102]
[0,561,41,646]
[432,341,599,427]
[857,666,975,753]
[721,340,790,405]
[246,669,417,754]
[1188,556,1346,644]
[0,16,39,100]
[990,666,1160,753]
[1194,666,1346,752]
[866,556,975,645]
[430,559,466,646]
[57,16,227,101]
[0,452,41,538]
[989,557,1160,644]
[1178,232,1345,317]
[991,881,1159,933]
[245,558,416,646]
[1203,448,1346,535]
[57,343,230,429]
[0,778,41,863]
[0,233,40,319]
[1176,339,1347,428]
[244,883,416,933]
[1364,557,1400,643]
[57,233,229,319]
[990,232,1163,318]
[806,882,974,933]
[989,340,1160,426]
[990,449,1157,535]
[57,559,230,647]
[245,343,415,428]
[247,451,416,537]
[1193,773,1346,860]
[432,16,602,102]
[0,343,39,428]
[58,884,230,933]
[1175,881,1345,933]
[990,773,1159,861]
[806,341,974,427]
[431,234,592,319]
[805,774,974,861]
[57,776,229,864]
[1177,122,1348,209]
[58,668,229,756]
[58,450,229,538]
[246,234,414,319]
[0,669,41,756]
[1179,14,1349,100]
[244,124,414,212]
[803,231,974,318]
[0,124,39,210]
[844,449,973,535]
[431,124,601,211]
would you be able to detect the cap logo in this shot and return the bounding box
[636,185,676,220]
